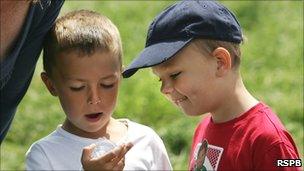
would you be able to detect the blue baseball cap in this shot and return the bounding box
[122,0,242,78]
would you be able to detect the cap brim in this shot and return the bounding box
[122,38,192,78]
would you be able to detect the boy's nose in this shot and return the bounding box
[88,99,101,105]
[87,88,101,105]
[161,81,174,95]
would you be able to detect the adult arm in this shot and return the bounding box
[0,0,64,143]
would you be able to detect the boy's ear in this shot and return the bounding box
[212,47,232,77]
[41,72,58,96]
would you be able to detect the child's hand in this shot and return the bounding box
[81,142,133,171]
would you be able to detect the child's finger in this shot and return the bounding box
[107,145,127,169]
[112,157,125,171]
[125,142,133,151]
[116,143,126,158]
[81,143,96,165]
[113,145,125,156]
[99,146,123,163]
[119,142,133,158]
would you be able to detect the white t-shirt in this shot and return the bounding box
[26,119,172,170]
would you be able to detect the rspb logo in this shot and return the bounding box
[276,159,302,167]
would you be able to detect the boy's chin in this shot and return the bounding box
[180,108,201,117]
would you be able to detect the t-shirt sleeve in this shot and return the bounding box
[255,142,301,171]
[150,132,173,170]
[26,143,52,170]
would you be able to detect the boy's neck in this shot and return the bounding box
[210,76,259,123]
[62,117,128,142]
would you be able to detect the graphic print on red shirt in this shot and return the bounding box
[190,139,224,171]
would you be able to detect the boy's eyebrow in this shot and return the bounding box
[100,74,118,80]
[64,74,118,81]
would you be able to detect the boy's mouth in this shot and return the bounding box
[85,112,103,122]
[173,96,188,105]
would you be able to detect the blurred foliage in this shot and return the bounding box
[1,1,303,170]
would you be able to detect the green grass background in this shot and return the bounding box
[1,1,303,170]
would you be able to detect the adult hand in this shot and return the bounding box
[81,142,133,171]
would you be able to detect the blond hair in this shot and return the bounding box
[43,10,122,76]
[192,38,242,69]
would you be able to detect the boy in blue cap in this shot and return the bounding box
[123,1,301,170]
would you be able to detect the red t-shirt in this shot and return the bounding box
[189,102,301,171]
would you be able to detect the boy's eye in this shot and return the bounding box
[70,86,85,91]
[170,72,181,80]
[100,83,114,89]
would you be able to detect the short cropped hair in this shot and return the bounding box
[43,10,122,76]
[192,38,242,69]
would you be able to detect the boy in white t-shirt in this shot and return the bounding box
[26,10,172,171]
